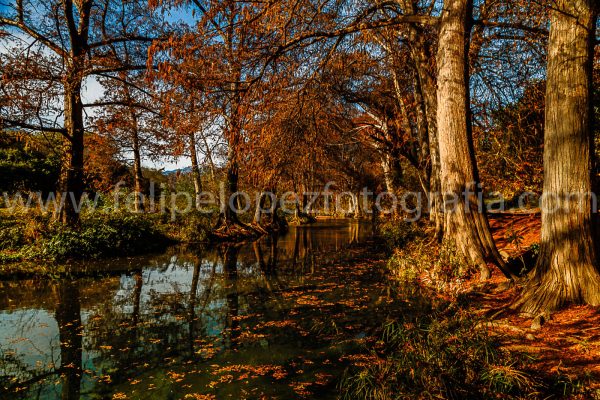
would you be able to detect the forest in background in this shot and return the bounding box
[0,0,600,325]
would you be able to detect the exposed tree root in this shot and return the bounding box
[290,211,316,225]
[210,211,289,242]
[513,268,600,319]
[210,213,262,242]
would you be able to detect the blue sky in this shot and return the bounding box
[0,1,198,170]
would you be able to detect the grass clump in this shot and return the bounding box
[340,306,537,400]
[161,210,212,243]
[384,221,476,294]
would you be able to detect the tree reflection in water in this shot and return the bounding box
[0,220,399,399]
[55,280,83,400]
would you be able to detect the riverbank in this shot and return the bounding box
[376,213,600,399]
[0,210,213,272]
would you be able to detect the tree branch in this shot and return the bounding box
[89,35,164,49]
[473,19,548,36]
[0,18,67,57]
[2,118,69,137]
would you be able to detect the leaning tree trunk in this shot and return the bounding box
[189,131,203,210]
[519,0,600,316]
[437,0,513,280]
[381,154,399,195]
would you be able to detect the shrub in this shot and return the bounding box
[0,209,214,263]
[379,220,426,251]
[0,219,25,250]
[165,210,212,242]
[23,213,171,261]
[386,234,475,294]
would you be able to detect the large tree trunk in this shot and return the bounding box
[519,0,600,316]
[437,0,511,280]
[60,80,85,226]
[189,132,203,209]
[58,0,92,227]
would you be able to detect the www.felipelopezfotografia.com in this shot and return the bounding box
[2,0,599,396]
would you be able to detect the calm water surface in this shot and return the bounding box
[0,220,408,399]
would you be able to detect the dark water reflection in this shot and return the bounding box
[0,220,406,399]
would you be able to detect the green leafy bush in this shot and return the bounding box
[165,210,212,243]
[0,209,213,264]
[0,219,25,250]
[17,213,171,261]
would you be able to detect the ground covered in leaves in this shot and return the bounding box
[471,213,600,397]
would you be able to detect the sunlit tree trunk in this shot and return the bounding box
[437,0,511,280]
[381,154,400,195]
[254,191,270,226]
[519,0,600,315]
[131,112,145,213]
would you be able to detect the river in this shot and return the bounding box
[0,219,409,399]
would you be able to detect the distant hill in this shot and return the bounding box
[163,166,192,175]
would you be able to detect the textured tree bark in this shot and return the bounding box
[405,0,443,240]
[254,191,266,224]
[519,0,600,315]
[131,112,145,213]
[60,76,85,226]
[381,154,396,195]
[381,152,402,196]
[189,132,203,210]
[437,0,510,280]
[416,59,443,240]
